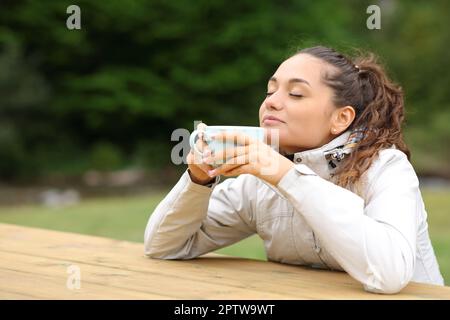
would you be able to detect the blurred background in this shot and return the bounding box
[0,0,449,283]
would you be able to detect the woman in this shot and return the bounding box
[144,46,444,294]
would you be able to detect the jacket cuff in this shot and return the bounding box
[185,169,221,191]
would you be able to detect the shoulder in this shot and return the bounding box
[362,148,419,200]
[367,148,415,176]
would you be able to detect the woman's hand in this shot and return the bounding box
[186,123,217,185]
[202,131,294,186]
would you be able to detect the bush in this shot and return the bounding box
[133,140,173,170]
[89,142,124,171]
[0,124,27,180]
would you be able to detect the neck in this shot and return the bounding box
[280,134,338,156]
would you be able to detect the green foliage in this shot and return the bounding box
[0,0,449,179]
[133,140,172,170]
[89,142,124,171]
[0,124,27,179]
[0,33,51,179]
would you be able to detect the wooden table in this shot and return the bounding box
[0,223,449,300]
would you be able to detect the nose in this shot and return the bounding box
[264,91,284,111]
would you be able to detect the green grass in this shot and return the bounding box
[420,189,450,285]
[0,190,267,260]
[0,188,448,284]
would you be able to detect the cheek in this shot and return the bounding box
[285,102,332,145]
[287,105,316,129]
[258,103,265,120]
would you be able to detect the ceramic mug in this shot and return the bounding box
[189,125,265,168]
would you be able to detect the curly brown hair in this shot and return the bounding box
[296,46,410,190]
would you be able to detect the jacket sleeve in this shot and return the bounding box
[276,149,418,294]
[144,169,256,260]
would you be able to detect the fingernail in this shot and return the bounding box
[208,169,216,177]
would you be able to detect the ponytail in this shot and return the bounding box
[297,46,410,189]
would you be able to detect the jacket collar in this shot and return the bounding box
[284,130,352,180]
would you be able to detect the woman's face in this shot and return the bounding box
[259,53,339,154]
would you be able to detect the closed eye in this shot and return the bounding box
[265,92,304,98]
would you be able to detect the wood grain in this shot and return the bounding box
[0,223,449,299]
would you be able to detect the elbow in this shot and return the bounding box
[144,246,194,260]
[143,229,166,259]
[143,235,169,259]
[143,233,194,260]
[144,248,168,260]
[144,241,176,260]
[361,233,416,294]
[143,220,200,260]
[144,217,164,258]
[363,258,414,294]
[144,242,161,259]
[144,238,161,259]
[364,276,409,294]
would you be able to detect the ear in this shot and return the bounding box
[330,106,356,135]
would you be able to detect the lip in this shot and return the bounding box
[262,115,285,124]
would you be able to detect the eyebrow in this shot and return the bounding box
[269,76,311,87]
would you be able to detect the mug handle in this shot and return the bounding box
[189,129,205,157]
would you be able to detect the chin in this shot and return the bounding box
[263,127,285,147]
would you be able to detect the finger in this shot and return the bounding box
[193,139,207,164]
[223,153,250,167]
[222,164,250,177]
[187,150,214,174]
[197,139,213,162]
[197,122,207,131]
[198,123,208,140]
[193,141,214,165]
[213,131,255,146]
[210,153,250,176]
[199,162,215,174]
[196,123,212,153]
[193,122,205,141]
[203,145,248,165]
[195,133,212,153]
